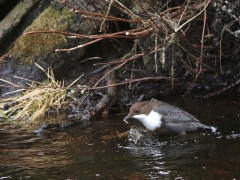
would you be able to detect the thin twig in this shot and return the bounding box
[183,1,207,97]
[55,39,103,52]
[90,76,174,90]
[93,61,127,88]
[99,0,113,32]
[175,0,211,32]
[177,0,190,27]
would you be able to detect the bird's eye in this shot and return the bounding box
[134,110,139,113]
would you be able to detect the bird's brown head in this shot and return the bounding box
[123,101,153,123]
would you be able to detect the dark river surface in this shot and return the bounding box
[0,93,239,179]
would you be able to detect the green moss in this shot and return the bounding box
[12,6,75,64]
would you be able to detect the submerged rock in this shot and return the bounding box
[128,125,160,147]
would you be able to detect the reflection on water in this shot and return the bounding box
[0,94,239,179]
[122,132,215,179]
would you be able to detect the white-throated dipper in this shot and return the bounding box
[123,101,216,135]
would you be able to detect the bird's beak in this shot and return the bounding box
[123,114,132,124]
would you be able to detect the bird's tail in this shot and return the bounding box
[199,123,217,133]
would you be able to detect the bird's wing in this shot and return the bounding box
[155,103,199,123]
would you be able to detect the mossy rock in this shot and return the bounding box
[11,6,75,65]
[0,3,101,97]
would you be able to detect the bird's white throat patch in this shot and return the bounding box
[133,110,162,131]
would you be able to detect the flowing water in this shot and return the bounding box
[0,93,239,179]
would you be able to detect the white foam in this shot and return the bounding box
[210,126,217,133]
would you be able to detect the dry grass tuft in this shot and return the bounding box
[0,63,82,121]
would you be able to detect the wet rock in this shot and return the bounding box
[0,0,40,45]
[128,125,160,147]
